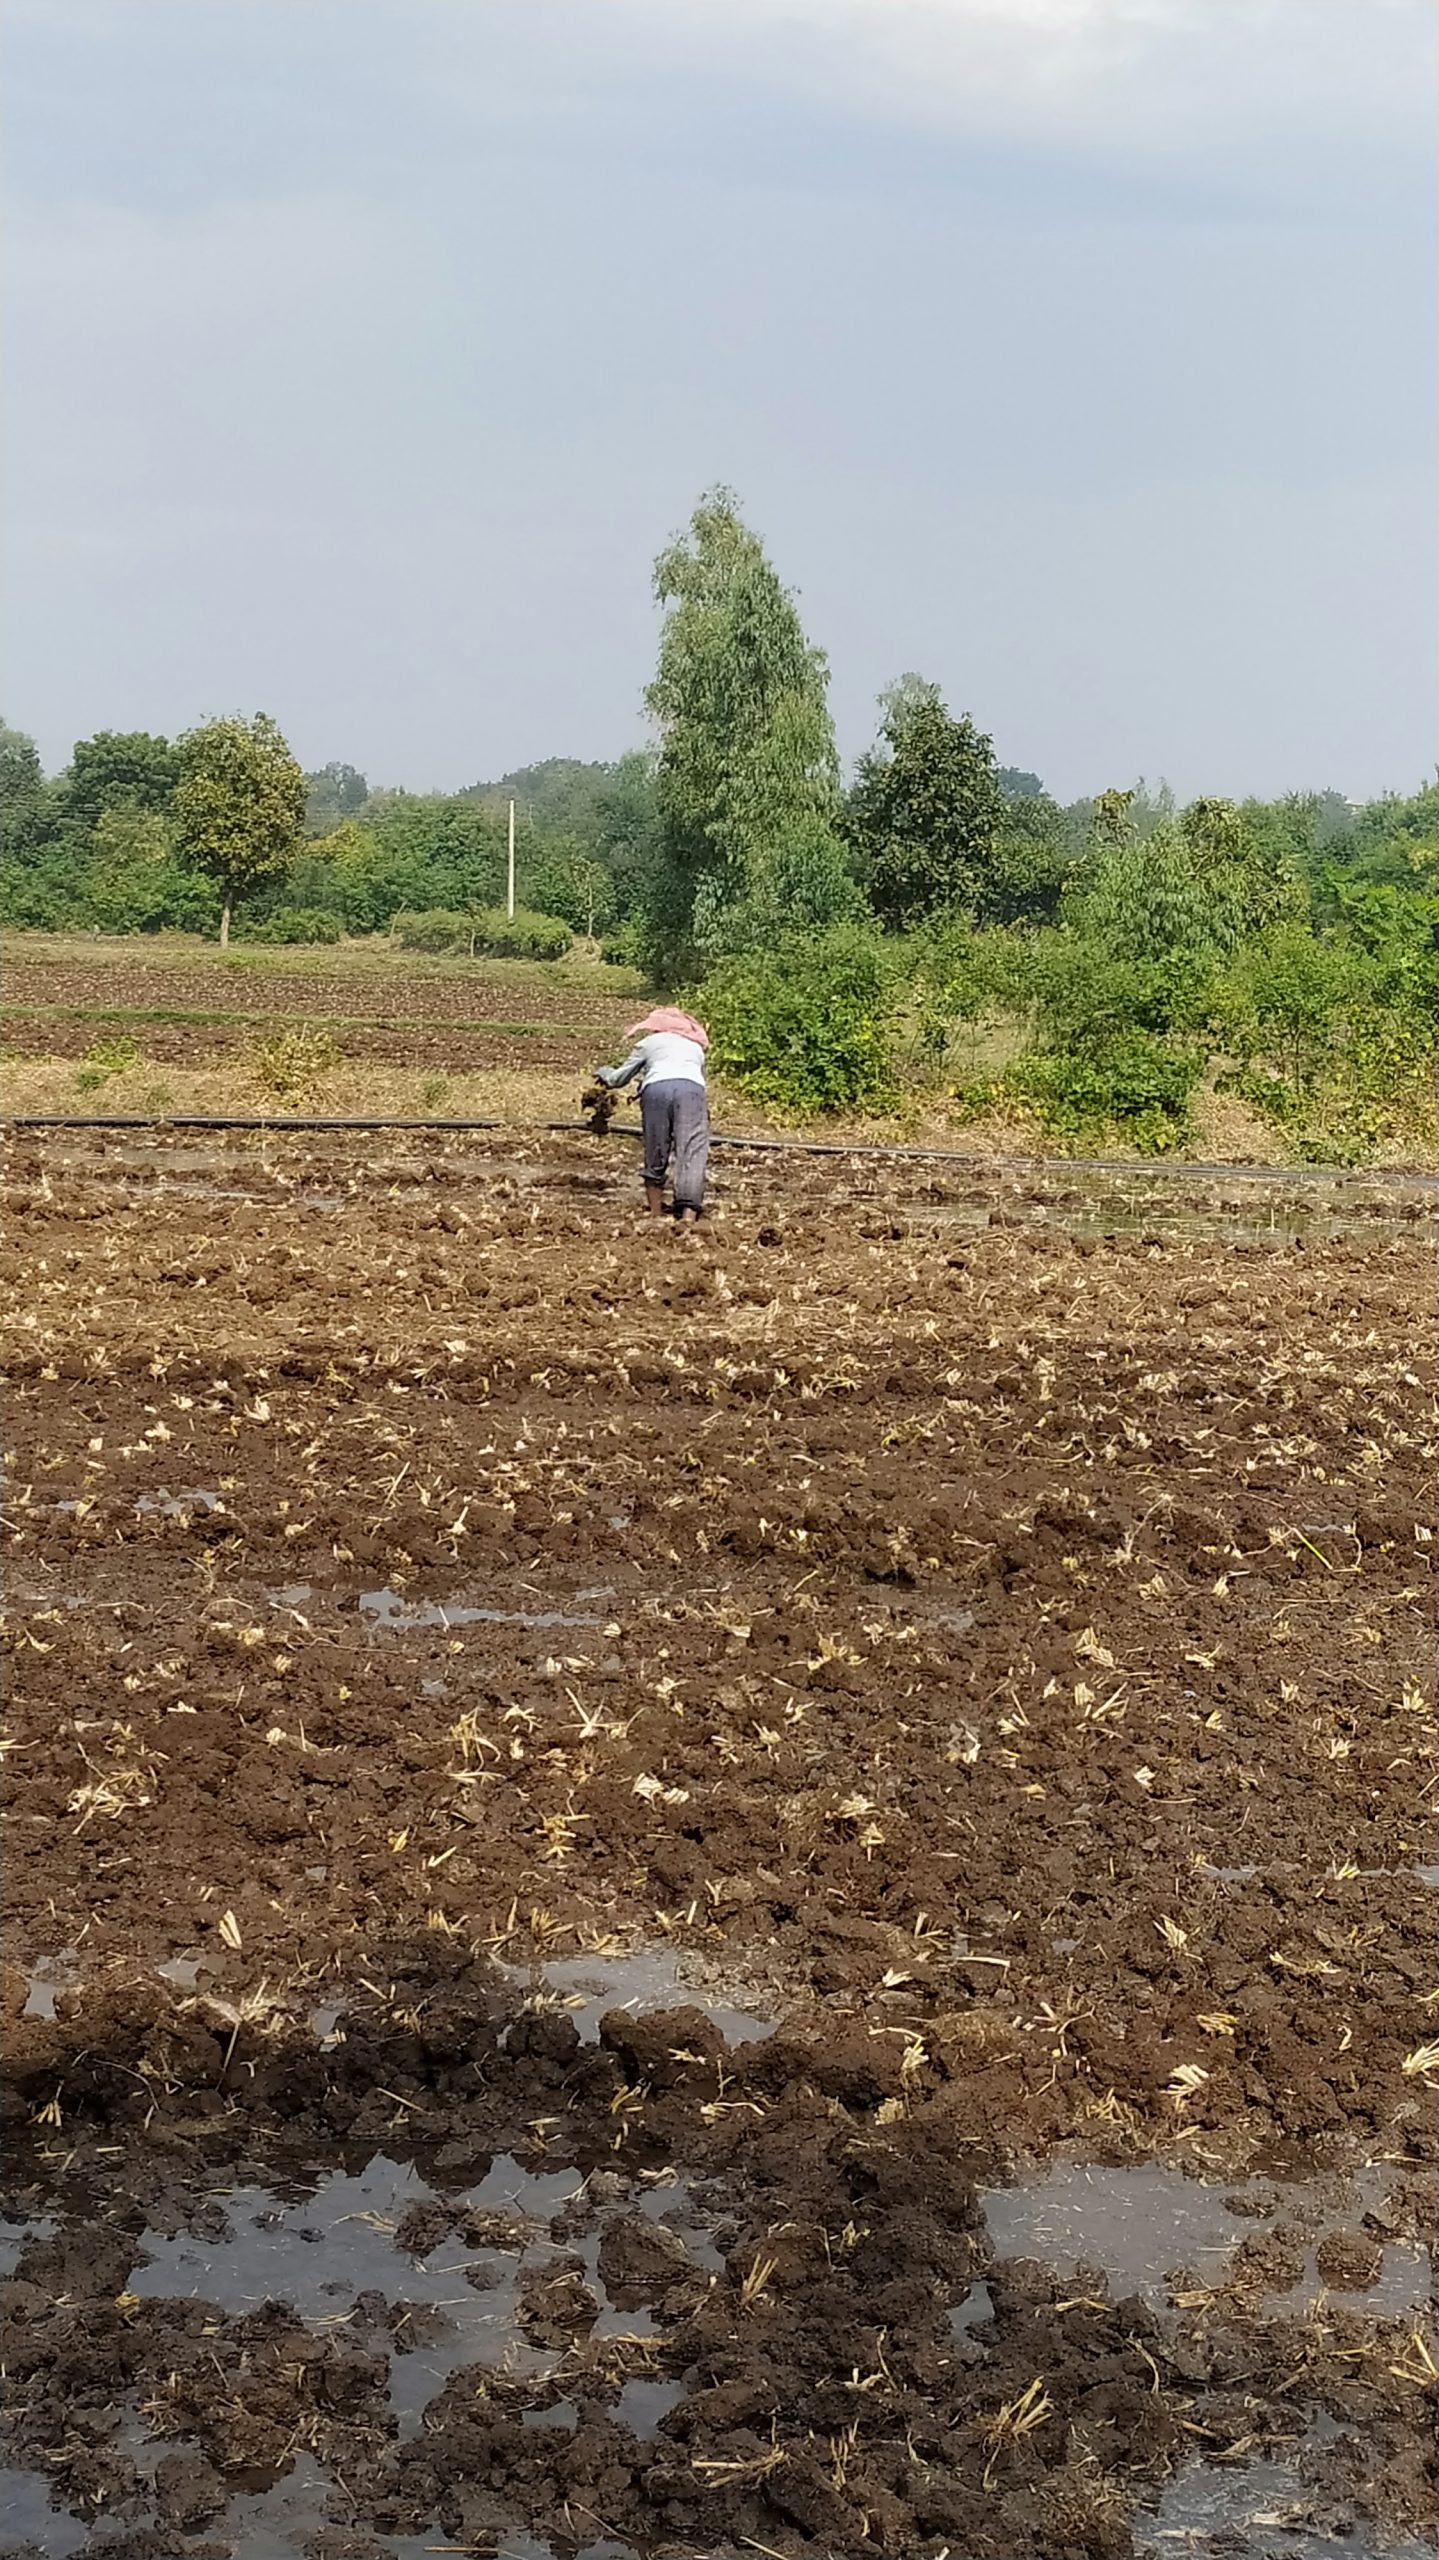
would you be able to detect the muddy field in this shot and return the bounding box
[1,946,633,1035]
[2,1126,1435,2560]
[0,945,644,1089]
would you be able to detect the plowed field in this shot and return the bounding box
[2,1126,1434,2560]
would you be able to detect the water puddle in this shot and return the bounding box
[949,2278,993,2338]
[523,2397,579,2431]
[196,2451,337,2560]
[0,2466,91,2556]
[615,2377,683,2436]
[1137,2454,1436,2557]
[981,2162,1432,2316]
[44,2143,720,2451]
[0,2213,49,2278]
[359,1588,603,1632]
[124,2152,562,2427]
[900,1180,1415,1250]
[503,1946,774,2047]
[22,1952,80,2019]
[155,1952,205,1992]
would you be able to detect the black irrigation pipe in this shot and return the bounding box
[5,1109,1436,1189]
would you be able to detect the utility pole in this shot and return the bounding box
[507,798,516,920]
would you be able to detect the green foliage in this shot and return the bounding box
[701,926,898,1117]
[982,789,1071,926]
[1068,815,1244,965]
[0,719,47,854]
[249,1024,341,1102]
[1327,781,1439,900]
[461,752,660,933]
[73,1035,142,1093]
[390,904,570,959]
[303,761,368,836]
[1209,923,1361,1087]
[391,907,473,953]
[469,906,571,960]
[260,802,510,937]
[81,805,215,934]
[463,757,612,834]
[843,677,1005,930]
[691,813,862,959]
[173,714,306,945]
[643,488,839,973]
[599,917,644,969]
[901,920,1020,1071]
[525,841,617,939]
[64,731,178,834]
[238,906,344,945]
[959,1034,1204,1154]
[1209,911,1437,1162]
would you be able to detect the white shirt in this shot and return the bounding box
[602,1033,706,1090]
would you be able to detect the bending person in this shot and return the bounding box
[594,1007,710,1223]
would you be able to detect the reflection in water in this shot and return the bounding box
[1137,2454,1435,2560]
[981,2160,1431,2317]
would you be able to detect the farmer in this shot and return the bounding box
[593,1007,710,1223]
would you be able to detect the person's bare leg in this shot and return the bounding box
[644,1183,666,1217]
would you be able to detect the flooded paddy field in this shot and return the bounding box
[2,1126,1434,2558]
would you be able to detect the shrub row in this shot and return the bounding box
[390,906,572,960]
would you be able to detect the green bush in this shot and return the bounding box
[392,907,471,953]
[239,906,344,945]
[469,906,571,960]
[391,905,571,959]
[961,1032,1205,1154]
[900,921,1025,1071]
[73,1036,142,1095]
[701,926,898,1117]
[249,1025,342,1102]
[599,917,644,969]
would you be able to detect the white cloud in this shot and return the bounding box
[599,0,1435,154]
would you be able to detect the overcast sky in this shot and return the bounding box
[3,0,1435,800]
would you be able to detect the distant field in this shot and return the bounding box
[0,931,642,1031]
[0,932,658,1125]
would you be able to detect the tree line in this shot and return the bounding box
[1,485,1434,1152]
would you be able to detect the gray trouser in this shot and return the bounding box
[641,1077,709,1210]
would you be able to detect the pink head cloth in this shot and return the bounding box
[625,1007,709,1051]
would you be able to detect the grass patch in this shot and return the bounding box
[1,1003,613,1042]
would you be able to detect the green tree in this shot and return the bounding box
[64,731,179,835]
[0,719,46,855]
[644,488,840,973]
[304,761,368,835]
[526,838,617,940]
[83,804,215,933]
[842,678,1004,931]
[1070,803,1269,977]
[173,714,306,946]
[982,787,1071,926]
[463,758,613,836]
[591,751,661,920]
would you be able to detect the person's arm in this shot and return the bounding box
[595,1044,648,1090]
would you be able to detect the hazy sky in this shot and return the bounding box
[3,0,1435,800]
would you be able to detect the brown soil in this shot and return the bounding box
[0,950,637,1037]
[5,1014,605,1075]
[2,1126,1435,2560]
